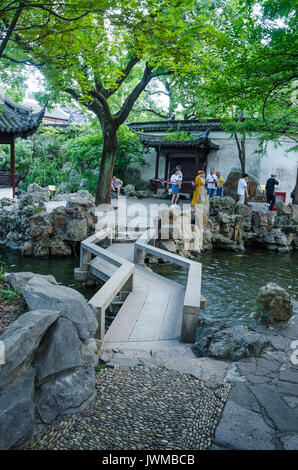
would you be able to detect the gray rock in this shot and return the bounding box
[23,277,97,340]
[66,218,87,241]
[258,282,293,324]
[36,367,95,423]
[163,357,231,389]
[249,384,298,432]
[27,183,50,203]
[276,201,292,216]
[280,435,298,450]
[34,317,83,383]
[214,400,276,450]
[0,368,35,450]
[123,184,136,197]
[18,193,33,210]
[8,272,57,295]
[80,338,99,367]
[0,309,59,388]
[194,320,269,361]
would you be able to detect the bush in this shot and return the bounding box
[4,123,148,194]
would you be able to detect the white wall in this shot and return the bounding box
[207,132,297,203]
[130,132,298,204]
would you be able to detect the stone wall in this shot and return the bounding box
[0,189,97,257]
[0,272,98,450]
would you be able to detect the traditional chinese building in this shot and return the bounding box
[128,119,297,202]
[128,120,219,195]
[0,90,45,197]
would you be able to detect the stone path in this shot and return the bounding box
[28,366,230,450]
[212,308,298,450]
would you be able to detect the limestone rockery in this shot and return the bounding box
[204,196,298,253]
[0,186,97,257]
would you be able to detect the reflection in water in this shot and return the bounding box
[153,248,298,326]
[1,247,297,328]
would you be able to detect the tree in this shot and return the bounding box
[2,0,219,205]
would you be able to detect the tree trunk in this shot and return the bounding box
[234,132,246,173]
[95,121,118,206]
[294,167,298,205]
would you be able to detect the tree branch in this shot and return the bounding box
[114,63,154,127]
[0,2,23,59]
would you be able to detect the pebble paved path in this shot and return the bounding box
[28,366,230,450]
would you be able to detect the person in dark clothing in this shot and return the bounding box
[266,173,279,210]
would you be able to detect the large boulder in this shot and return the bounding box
[194,319,269,361]
[276,201,292,216]
[0,309,59,388]
[33,317,83,383]
[224,170,259,201]
[7,271,57,295]
[258,282,294,324]
[0,368,35,450]
[22,277,97,340]
[35,367,95,424]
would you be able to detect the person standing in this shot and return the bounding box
[206,168,217,198]
[216,170,225,197]
[170,168,181,206]
[265,173,279,210]
[235,173,249,206]
[191,170,205,206]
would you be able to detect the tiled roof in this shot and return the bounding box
[128,119,222,133]
[133,129,219,151]
[0,91,45,140]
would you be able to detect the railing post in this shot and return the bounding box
[92,305,105,341]
[123,273,133,292]
[135,247,146,265]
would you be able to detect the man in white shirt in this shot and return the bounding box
[235,173,249,206]
[206,168,217,198]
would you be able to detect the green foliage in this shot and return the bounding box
[0,261,6,282]
[0,287,19,304]
[0,123,148,194]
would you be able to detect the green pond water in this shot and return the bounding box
[152,248,298,327]
[0,247,297,327]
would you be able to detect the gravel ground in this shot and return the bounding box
[0,282,27,335]
[28,366,231,450]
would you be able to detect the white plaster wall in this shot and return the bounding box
[130,132,297,204]
[0,187,13,199]
[207,132,297,204]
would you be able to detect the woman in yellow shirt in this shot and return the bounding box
[191,170,205,205]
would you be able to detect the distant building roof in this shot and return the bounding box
[0,90,45,140]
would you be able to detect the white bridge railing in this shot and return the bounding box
[74,229,134,340]
[134,228,203,343]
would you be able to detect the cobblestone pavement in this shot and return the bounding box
[212,311,298,450]
[28,366,230,450]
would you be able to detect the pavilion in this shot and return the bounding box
[0,90,45,197]
[128,120,219,195]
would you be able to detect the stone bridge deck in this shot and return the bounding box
[100,243,195,363]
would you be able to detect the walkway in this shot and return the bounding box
[100,242,196,364]
[28,366,230,450]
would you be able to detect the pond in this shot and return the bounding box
[0,246,297,328]
[152,248,298,327]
